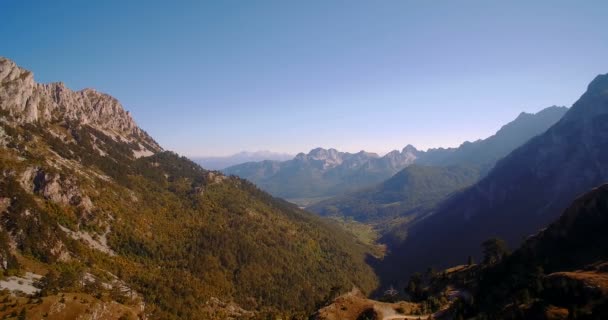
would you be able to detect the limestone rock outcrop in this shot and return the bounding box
[0,57,161,154]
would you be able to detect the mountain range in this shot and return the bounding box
[226,107,567,207]
[224,146,419,206]
[305,106,567,225]
[192,151,293,170]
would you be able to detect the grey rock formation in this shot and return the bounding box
[0,57,161,154]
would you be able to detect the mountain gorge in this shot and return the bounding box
[0,57,378,319]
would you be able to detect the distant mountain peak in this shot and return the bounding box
[303,147,345,167]
[402,144,419,154]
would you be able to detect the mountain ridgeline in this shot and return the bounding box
[0,57,378,319]
[415,106,568,170]
[376,72,608,288]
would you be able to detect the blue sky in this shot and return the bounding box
[2,1,607,156]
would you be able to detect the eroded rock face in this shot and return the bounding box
[0,57,161,153]
[40,174,90,210]
[26,168,94,213]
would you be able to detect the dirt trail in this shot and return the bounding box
[383,315,430,320]
[378,304,430,320]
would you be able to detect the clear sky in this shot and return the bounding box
[2,1,607,156]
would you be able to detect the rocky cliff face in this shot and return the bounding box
[0,57,161,156]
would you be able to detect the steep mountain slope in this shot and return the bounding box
[224,147,419,205]
[309,106,566,225]
[377,73,608,288]
[0,57,378,319]
[192,151,293,170]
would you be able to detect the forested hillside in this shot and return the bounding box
[0,57,378,319]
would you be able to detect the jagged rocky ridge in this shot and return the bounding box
[0,57,161,158]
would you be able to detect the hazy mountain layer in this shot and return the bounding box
[192,151,293,170]
[224,147,418,205]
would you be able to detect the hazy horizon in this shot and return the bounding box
[3,0,607,157]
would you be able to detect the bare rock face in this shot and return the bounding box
[0,57,161,153]
[33,170,93,210]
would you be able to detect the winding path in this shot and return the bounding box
[383,315,431,320]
